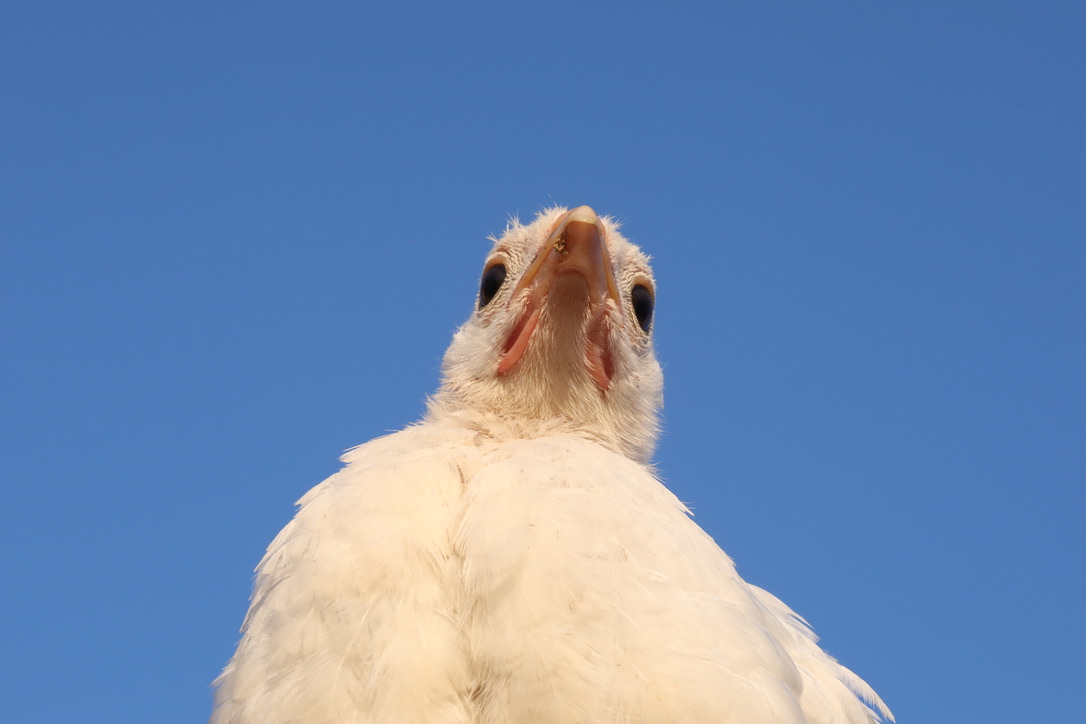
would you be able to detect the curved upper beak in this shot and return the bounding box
[510,205,621,306]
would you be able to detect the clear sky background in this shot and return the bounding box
[3,2,1083,722]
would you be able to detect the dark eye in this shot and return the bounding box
[478,263,507,309]
[631,283,654,332]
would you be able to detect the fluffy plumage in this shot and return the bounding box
[210,206,893,723]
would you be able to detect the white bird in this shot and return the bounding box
[210,205,893,724]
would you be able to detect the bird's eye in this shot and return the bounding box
[478,263,507,309]
[631,283,654,332]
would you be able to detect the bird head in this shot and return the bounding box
[430,206,663,463]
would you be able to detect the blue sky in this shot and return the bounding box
[2,2,1083,721]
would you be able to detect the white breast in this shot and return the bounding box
[211,423,889,724]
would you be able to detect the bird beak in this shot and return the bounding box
[497,206,621,389]
[510,205,621,306]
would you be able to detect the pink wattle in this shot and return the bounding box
[497,304,542,376]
